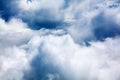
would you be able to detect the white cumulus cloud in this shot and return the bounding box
[0,0,120,80]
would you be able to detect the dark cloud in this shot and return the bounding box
[0,0,18,21]
[20,9,63,30]
[23,55,62,80]
[23,36,66,80]
[92,12,120,41]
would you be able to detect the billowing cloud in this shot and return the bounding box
[0,46,30,80]
[0,17,120,80]
[0,18,66,80]
[0,0,120,80]
[26,33,120,80]
[14,0,120,42]
[1,0,120,42]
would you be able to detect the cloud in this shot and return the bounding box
[64,0,120,42]
[0,0,120,80]
[0,18,33,48]
[27,33,120,80]
[0,17,66,80]
[18,0,64,11]
[92,0,120,40]
[16,0,65,29]
[0,18,32,80]
[0,46,30,80]
[0,0,18,21]
[1,0,120,42]
[0,17,120,80]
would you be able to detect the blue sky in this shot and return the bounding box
[0,0,120,80]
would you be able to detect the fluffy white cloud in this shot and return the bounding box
[0,18,34,54]
[17,0,64,22]
[0,17,120,80]
[28,33,120,80]
[0,18,66,80]
[0,18,32,80]
[0,46,30,80]
[0,0,120,80]
[18,0,64,11]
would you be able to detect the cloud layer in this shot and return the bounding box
[0,0,120,80]
[0,0,119,42]
[0,18,120,80]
